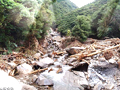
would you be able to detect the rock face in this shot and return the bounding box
[36,57,54,68]
[36,75,53,86]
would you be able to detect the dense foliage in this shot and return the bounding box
[72,15,91,42]
[52,0,77,20]
[93,0,119,38]
[0,0,55,50]
[56,0,120,40]
[0,0,120,51]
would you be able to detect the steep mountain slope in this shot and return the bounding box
[56,0,108,35]
[56,0,120,38]
[52,0,78,20]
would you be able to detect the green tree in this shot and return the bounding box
[0,0,17,47]
[92,0,119,38]
[72,15,91,42]
[24,0,54,49]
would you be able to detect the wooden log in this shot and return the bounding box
[29,68,48,74]
[70,44,120,60]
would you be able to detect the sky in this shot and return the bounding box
[70,0,95,8]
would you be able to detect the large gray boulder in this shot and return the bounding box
[36,57,54,68]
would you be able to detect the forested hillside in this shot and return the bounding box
[0,0,120,50]
[1,0,120,90]
[56,0,120,40]
[0,0,56,51]
[52,0,78,20]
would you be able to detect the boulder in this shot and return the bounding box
[0,70,37,90]
[36,75,53,86]
[0,70,22,90]
[36,57,54,68]
[63,71,88,88]
[66,47,85,55]
[17,63,32,74]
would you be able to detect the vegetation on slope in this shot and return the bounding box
[52,0,78,20]
[0,0,56,51]
[56,0,120,40]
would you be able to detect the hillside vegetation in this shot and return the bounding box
[52,0,78,20]
[56,0,120,40]
[0,0,120,51]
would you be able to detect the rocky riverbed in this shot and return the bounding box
[0,29,120,90]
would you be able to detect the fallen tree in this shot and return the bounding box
[70,44,120,61]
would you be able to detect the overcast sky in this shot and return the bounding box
[70,0,95,8]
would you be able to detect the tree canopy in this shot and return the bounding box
[0,0,55,50]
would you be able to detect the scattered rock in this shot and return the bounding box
[36,75,53,86]
[1,29,120,90]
